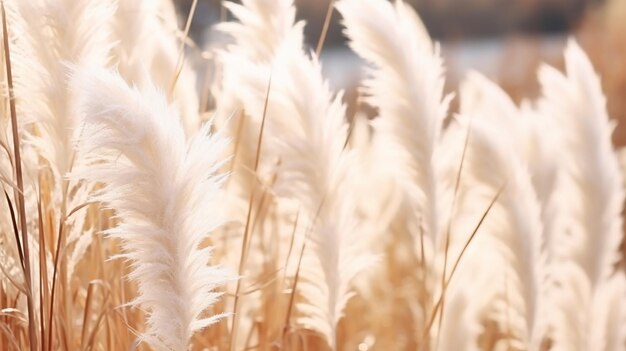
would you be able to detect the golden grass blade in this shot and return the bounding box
[1,3,36,348]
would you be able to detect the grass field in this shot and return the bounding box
[0,0,625,350]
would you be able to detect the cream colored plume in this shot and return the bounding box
[538,40,626,351]
[538,40,624,287]
[113,0,201,135]
[337,0,451,244]
[9,0,114,177]
[5,0,112,290]
[72,68,233,351]
[439,72,548,349]
[263,43,375,349]
[214,0,303,192]
[217,0,300,64]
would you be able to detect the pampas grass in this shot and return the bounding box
[0,0,625,350]
[442,111,545,350]
[537,40,626,351]
[72,67,233,351]
[266,39,375,351]
[337,0,450,244]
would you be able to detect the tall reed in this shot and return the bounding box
[72,68,233,351]
[0,0,624,350]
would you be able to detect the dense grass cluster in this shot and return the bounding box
[0,0,624,350]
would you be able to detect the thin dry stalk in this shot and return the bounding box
[229,71,273,351]
[1,3,36,349]
[315,0,336,56]
[422,183,506,345]
[168,0,198,97]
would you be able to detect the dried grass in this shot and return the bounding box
[0,1,624,351]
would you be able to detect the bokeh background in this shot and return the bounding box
[174,0,626,146]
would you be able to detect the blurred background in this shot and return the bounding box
[174,0,626,145]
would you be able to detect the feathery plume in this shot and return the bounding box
[440,94,546,349]
[72,68,233,351]
[259,38,375,349]
[9,0,114,177]
[214,0,303,190]
[4,0,121,293]
[217,0,300,65]
[538,40,624,287]
[281,50,371,349]
[337,0,451,243]
[538,39,626,351]
[458,71,561,255]
[113,0,201,135]
[337,2,451,346]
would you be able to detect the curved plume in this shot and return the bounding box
[538,40,626,351]
[538,40,624,288]
[268,44,375,349]
[9,0,115,177]
[72,68,233,351]
[8,0,116,274]
[113,0,201,135]
[458,72,560,255]
[217,0,300,65]
[337,0,451,242]
[212,0,304,199]
[440,109,546,349]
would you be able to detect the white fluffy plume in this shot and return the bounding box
[270,47,375,350]
[538,40,624,287]
[5,0,116,289]
[233,29,374,349]
[440,113,546,350]
[215,1,375,347]
[437,72,548,350]
[9,0,115,177]
[338,2,450,344]
[217,0,300,64]
[72,68,233,351]
[538,40,626,351]
[113,0,201,135]
[214,0,303,190]
[337,0,451,243]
